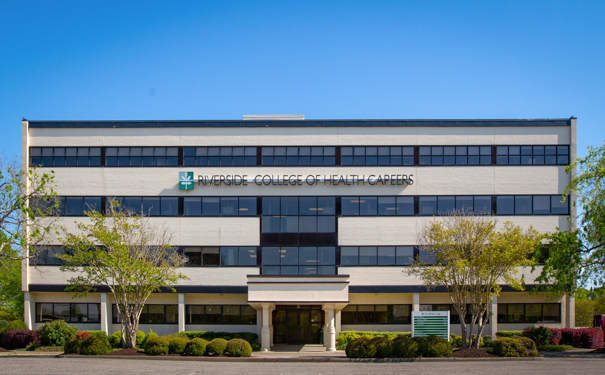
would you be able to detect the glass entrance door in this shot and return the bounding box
[273,305,324,344]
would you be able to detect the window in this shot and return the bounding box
[419,304,480,324]
[419,146,491,166]
[184,246,258,267]
[262,197,336,233]
[183,147,257,166]
[30,246,67,265]
[497,145,569,165]
[113,304,178,324]
[262,146,335,166]
[106,147,178,167]
[341,146,414,166]
[36,303,100,323]
[185,305,257,324]
[30,147,102,167]
[497,303,561,323]
[341,305,411,324]
[261,247,336,275]
[340,246,416,266]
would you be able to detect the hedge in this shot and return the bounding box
[337,331,411,349]
[178,331,258,345]
[226,339,252,357]
[0,320,27,347]
[206,338,228,356]
[144,337,170,356]
[184,338,209,356]
[79,336,112,355]
[495,330,523,339]
[493,337,527,357]
[548,328,604,349]
[168,337,189,354]
[345,335,452,358]
[5,330,41,350]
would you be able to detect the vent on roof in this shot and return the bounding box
[243,114,304,121]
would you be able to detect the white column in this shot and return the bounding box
[327,304,336,352]
[566,293,575,328]
[269,306,274,348]
[490,294,498,337]
[323,309,329,347]
[100,293,108,334]
[178,294,186,333]
[23,292,32,329]
[261,304,271,351]
[413,293,420,311]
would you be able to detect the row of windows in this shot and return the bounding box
[419,304,483,324]
[36,303,100,323]
[30,145,570,167]
[261,247,336,276]
[34,195,569,217]
[112,304,178,324]
[341,246,420,266]
[341,305,412,324]
[497,303,561,323]
[186,305,257,324]
[184,247,257,266]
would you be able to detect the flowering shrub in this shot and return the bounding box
[76,331,91,340]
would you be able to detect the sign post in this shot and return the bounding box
[412,311,450,340]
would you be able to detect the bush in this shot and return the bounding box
[79,336,112,355]
[541,344,574,352]
[522,326,552,347]
[371,337,393,358]
[169,337,189,354]
[337,331,411,349]
[85,331,108,339]
[415,336,452,357]
[141,329,158,348]
[136,330,146,347]
[76,331,91,340]
[184,338,209,356]
[346,338,377,358]
[454,335,483,348]
[64,338,82,354]
[560,328,604,349]
[392,336,418,358]
[226,338,252,357]
[108,331,122,348]
[178,331,258,345]
[483,335,493,348]
[0,320,8,330]
[548,328,562,345]
[5,330,41,350]
[0,320,27,347]
[496,330,523,339]
[144,336,170,356]
[37,321,78,347]
[207,338,228,356]
[516,337,538,356]
[493,337,527,357]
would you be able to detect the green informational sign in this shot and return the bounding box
[179,172,194,190]
[412,311,450,340]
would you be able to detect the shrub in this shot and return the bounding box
[516,337,538,356]
[207,338,228,356]
[38,321,78,347]
[184,338,209,356]
[493,337,527,357]
[346,338,377,358]
[496,330,523,339]
[141,329,158,348]
[392,336,418,358]
[454,335,483,348]
[26,341,38,351]
[169,337,189,354]
[522,326,551,347]
[144,336,170,356]
[371,337,393,358]
[178,331,258,345]
[483,335,493,347]
[0,320,8,330]
[85,331,108,339]
[548,328,562,345]
[337,331,411,349]
[551,328,604,349]
[251,343,261,351]
[136,330,146,347]
[415,336,452,357]
[79,336,112,355]
[226,338,252,357]
[64,338,82,354]
[0,320,27,347]
[5,330,41,350]
[108,331,122,348]
[76,331,91,340]
[541,344,574,352]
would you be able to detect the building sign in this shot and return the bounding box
[179,171,194,190]
[412,311,450,340]
[190,174,414,187]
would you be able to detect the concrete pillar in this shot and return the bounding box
[178,294,186,333]
[326,304,336,352]
[269,306,274,348]
[100,293,109,334]
[261,304,271,351]
[413,293,420,311]
[23,292,32,329]
[323,310,329,347]
[566,293,575,328]
[490,294,498,337]
[335,310,341,336]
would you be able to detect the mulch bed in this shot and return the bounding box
[105,349,146,356]
[451,348,495,358]
[0,348,10,352]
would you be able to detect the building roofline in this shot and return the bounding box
[26,118,574,129]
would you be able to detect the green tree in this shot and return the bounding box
[407,214,543,348]
[534,143,605,294]
[59,202,187,349]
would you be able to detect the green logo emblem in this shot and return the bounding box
[179,172,194,190]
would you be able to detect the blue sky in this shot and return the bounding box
[0,1,603,159]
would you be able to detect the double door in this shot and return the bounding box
[273,305,324,344]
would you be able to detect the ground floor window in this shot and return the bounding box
[419,304,490,324]
[497,303,561,323]
[36,303,100,323]
[341,305,412,324]
[112,304,178,324]
[185,305,257,324]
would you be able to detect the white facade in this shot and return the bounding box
[22,118,576,350]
